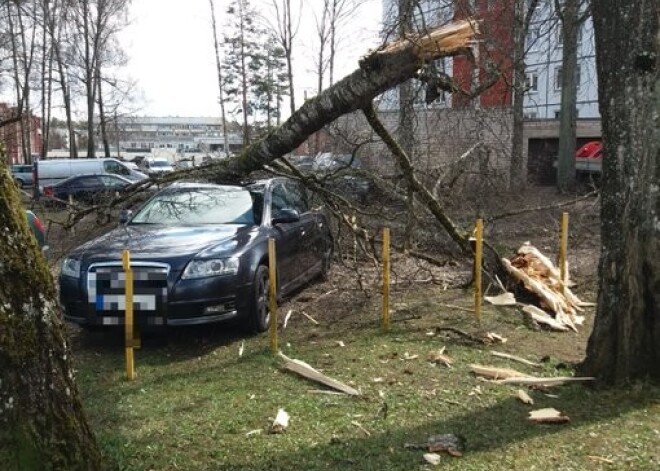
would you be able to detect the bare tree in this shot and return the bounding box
[265,0,302,115]
[509,0,540,189]
[555,0,590,192]
[209,0,230,154]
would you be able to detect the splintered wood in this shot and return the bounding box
[503,243,589,332]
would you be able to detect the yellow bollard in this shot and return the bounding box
[559,212,569,286]
[474,219,483,324]
[68,194,73,206]
[382,227,391,332]
[268,239,278,354]
[122,250,136,380]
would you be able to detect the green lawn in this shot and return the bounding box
[68,287,659,471]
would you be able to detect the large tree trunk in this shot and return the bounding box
[555,0,580,193]
[0,153,102,469]
[580,0,659,383]
[198,20,477,180]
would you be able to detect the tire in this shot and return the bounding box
[246,265,270,333]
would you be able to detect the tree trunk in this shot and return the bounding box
[209,0,230,154]
[398,0,415,249]
[97,69,111,158]
[556,0,580,192]
[0,154,102,470]
[579,0,659,383]
[197,19,476,186]
[509,0,526,189]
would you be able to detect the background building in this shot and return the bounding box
[115,116,242,156]
[0,103,42,164]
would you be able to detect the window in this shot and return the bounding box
[285,182,309,214]
[554,67,562,90]
[525,72,539,93]
[271,184,289,214]
[524,111,538,119]
[526,27,539,48]
[554,66,581,90]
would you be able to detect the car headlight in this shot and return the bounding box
[61,257,81,278]
[182,258,239,279]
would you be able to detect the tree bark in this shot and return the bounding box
[398,0,415,249]
[580,0,659,383]
[555,0,582,192]
[0,154,102,469]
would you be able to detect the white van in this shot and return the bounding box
[36,158,137,188]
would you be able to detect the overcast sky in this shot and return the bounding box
[119,0,383,118]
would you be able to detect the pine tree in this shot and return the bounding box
[222,0,266,146]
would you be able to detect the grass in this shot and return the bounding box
[66,286,659,471]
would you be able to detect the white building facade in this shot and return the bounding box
[523,2,599,119]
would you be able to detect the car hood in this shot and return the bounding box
[72,224,255,270]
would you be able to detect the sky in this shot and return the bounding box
[119,0,383,118]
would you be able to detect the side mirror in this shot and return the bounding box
[272,208,300,224]
[119,209,133,225]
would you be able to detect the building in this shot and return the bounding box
[376,0,600,185]
[0,103,43,164]
[114,116,242,156]
[523,2,599,119]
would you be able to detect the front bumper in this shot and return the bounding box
[60,268,253,327]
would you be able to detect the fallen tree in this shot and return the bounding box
[0,21,480,469]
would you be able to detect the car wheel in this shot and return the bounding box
[247,265,270,332]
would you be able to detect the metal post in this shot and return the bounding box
[474,219,483,323]
[559,212,569,286]
[122,250,136,380]
[382,227,391,332]
[268,238,278,354]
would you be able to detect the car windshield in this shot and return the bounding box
[131,187,255,225]
[150,161,170,167]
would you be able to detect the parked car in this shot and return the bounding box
[121,160,149,182]
[142,157,174,175]
[43,174,134,205]
[11,164,34,188]
[312,153,371,203]
[36,158,136,189]
[59,178,333,331]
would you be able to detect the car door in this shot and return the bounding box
[72,176,103,204]
[99,175,129,201]
[270,182,303,293]
[284,181,319,275]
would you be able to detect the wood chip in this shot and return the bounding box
[278,352,361,396]
[484,292,517,306]
[517,389,534,405]
[307,389,347,396]
[351,420,371,436]
[301,311,320,325]
[282,309,293,329]
[496,376,596,387]
[528,407,570,423]
[485,332,507,343]
[491,350,541,367]
[470,364,531,380]
[587,455,614,464]
[271,408,289,433]
[427,350,454,367]
[423,453,442,465]
[238,341,244,358]
[522,304,569,331]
